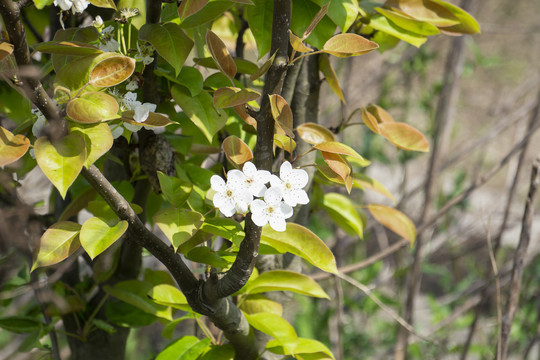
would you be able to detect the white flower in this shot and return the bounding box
[120,8,139,19]
[126,78,139,91]
[98,39,120,52]
[54,0,72,11]
[93,16,103,28]
[211,171,253,217]
[135,43,155,65]
[270,161,309,207]
[109,123,124,139]
[101,26,115,36]
[31,109,47,137]
[239,161,271,197]
[133,102,156,123]
[250,187,293,232]
[71,0,89,13]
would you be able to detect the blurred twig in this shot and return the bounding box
[498,158,540,359]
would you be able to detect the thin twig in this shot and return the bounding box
[486,225,502,360]
[498,158,540,359]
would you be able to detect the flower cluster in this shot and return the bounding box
[134,43,155,65]
[54,0,89,14]
[98,26,120,52]
[211,161,309,232]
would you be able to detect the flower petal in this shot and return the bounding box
[227,169,245,186]
[242,161,257,177]
[235,201,249,214]
[288,189,309,206]
[269,215,286,232]
[211,175,226,192]
[289,168,309,188]
[279,161,293,179]
[212,191,228,208]
[255,170,271,184]
[269,174,283,188]
[250,199,267,214]
[280,202,293,219]
[251,183,267,197]
[219,204,236,217]
[264,187,283,206]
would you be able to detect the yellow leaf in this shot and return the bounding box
[368,204,416,245]
[378,122,429,152]
[0,126,30,167]
[297,123,335,145]
[323,33,378,58]
[222,135,253,167]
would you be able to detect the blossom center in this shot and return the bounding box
[267,206,275,214]
[226,189,233,197]
[285,182,292,190]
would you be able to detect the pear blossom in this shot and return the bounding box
[269,161,309,207]
[250,187,293,232]
[54,0,72,11]
[133,102,156,123]
[98,26,120,52]
[211,171,253,217]
[239,161,271,197]
[120,8,139,20]
[93,16,103,28]
[71,0,89,13]
[31,109,47,137]
[134,43,155,65]
[125,78,139,91]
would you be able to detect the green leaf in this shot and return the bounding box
[33,40,103,56]
[321,192,364,238]
[391,0,459,27]
[171,85,227,142]
[290,0,336,49]
[267,337,334,359]
[319,54,345,103]
[200,217,245,245]
[154,208,204,251]
[249,51,276,84]
[51,27,100,72]
[375,7,440,36]
[104,280,172,320]
[155,66,204,96]
[199,344,235,360]
[213,87,260,109]
[185,246,235,269]
[178,0,209,21]
[0,126,30,167]
[148,284,191,312]
[240,294,283,316]
[245,313,298,354]
[80,217,128,260]
[31,221,81,272]
[313,141,370,166]
[66,91,119,124]
[368,204,416,245]
[369,15,427,48]
[33,0,53,9]
[0,317,41,334]
[157,171,193,208]
[92,319,117,334]
[106,301,158,327]
[242,270,329,298]
[35,133,86,199]
[162,316,193,339]
[156,336,210,360]
[326,0,358,32]
[430,0,481,34]
[247,0,273,58]
[139,23,194,76]
[117,0,146,28]
[261,223,337,274]
[70,122,114,168]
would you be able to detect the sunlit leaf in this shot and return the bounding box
[321,193,363,238]
[245,313,298,354]
[200,217,245,245]
[274,134,296,154]
[297,123,335,145]
[66,91,119,124]
[213,87,261,108]
[321,152,353,193]
[154,208,203,252]
[70,122,114,168]
[249,51,276,83]
[80,217,128,259]
[148,284,191,312]
[240,294,283,316]
[0,42,14,62]
[313,141,370,166]
[378,122,429,152]
[430,0,480,34]
[178,1,233,29]
[369,15,427,48]
[388,0,459,27]
[33,41,103,56]
[35,134,86,199]
[261,223,337,274]
[290,0,336,49]
[206,30,236,80]
[104,280,172,320]
[233,105,257,129]
[157,171,192,208]
[269,94,295,138]
[289,31,313,53]
[222,135,253,167]
[319,54,345,103]
[89,54,136,87]
[156,336,210,360]
[194,57,258,75]
[322,33,378,57]
[375,7,440,36]
[0,126,30,167]
[177,0,209,21]
[267,337,335,359]
[185,246,235,269]
[366,103,395,123]
[88,0,116,9]
[361,107,379,133]
[242,270,329,298]
[368,204,416,245]
[139,23,194,76]
[31,221,81,271]
[326,0,358,32]
[199,344,235,360]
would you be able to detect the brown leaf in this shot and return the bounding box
[289,31,313,53]
[319,54,345,103]
[296,123,335,145]
[213,87,261,108]
[268,94,295,138]
[233,105,257,129]
[222,135,253,167]
[313,141,370,166]
[321,152,353,193]
[361,107,379,133]
[178,0,208,21]
[206,30,236,80]
[89,55,135,87]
